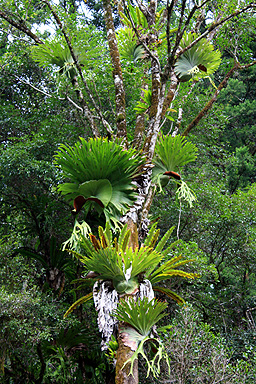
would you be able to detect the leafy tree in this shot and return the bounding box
[1,0,256,383]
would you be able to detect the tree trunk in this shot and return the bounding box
[115,336,139,384]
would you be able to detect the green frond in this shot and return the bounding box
[113,297,167,336]
[150,270,198,284]
[68,223,198,296]
[143,222,159,247]
[31,40,82,79]
[152,135,198,203]
[117,27,145,64]
[153,134,198,174]
[147,251,199,285]
[122,335,170,378]
[153,286,185,305]
[134,89,152,114]
[63,292,93,318]
[175,32,221,82]
[176,180,197,207]
[54,137,144,225]
[155,226,175,253]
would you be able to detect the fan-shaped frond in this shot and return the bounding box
[175,32,221,82]
[117,27,145,63]
[113,297,167,336]
[31,39,86,79]
[54,137,144,224]
[152,134,197,181]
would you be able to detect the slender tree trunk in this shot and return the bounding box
[102,0,127,143]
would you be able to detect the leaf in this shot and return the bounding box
[63,292,93,318]
[54,137,144,226]
[113,297,168,336]
[174,32,221,82]
[153,286,185,305]
[78,179,112,207]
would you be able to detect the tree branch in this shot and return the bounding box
[44,0,114,138]
[0,9,43,44]
[182,60,256,136]
[176,3,256,60]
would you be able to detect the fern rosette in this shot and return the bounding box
[152,135,198,203]
[175,32,221,82]
[54,137,143,225]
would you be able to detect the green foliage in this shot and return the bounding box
[123,335,169,379]
[153,134,198,176]
[31,40,79,79]
[114,297,170,379]
[134,89,152,114]
[119,4,148,30]
[174,32,221,82]
[54,137,144,226]
[71,223,163,294]
[117,27,145,64]
[148,253,198,285]
[227,146,255,193]
[64,223,198,316]
[114,297,167,336]
[176,180,197,207]
[156,305,256,384]
[30,28,104,79]
[152,135,198,204]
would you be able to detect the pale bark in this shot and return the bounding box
[133,84,148,150]
[102,0,127,143]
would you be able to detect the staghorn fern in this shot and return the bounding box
[153,134,198,174]
[117,27,145,64]
[31,39,84,79]
[113,297,168,336]
[175,32,221,82]
[113,297,170,378]
[54,137,144,226]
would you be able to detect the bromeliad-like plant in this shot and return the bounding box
[54,137,144,227]
[174,32,221,82]
[152,134,198,205]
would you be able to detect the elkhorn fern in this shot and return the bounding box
[175,32,221,82]
[54,137,144,225]
[31,40,86,79]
